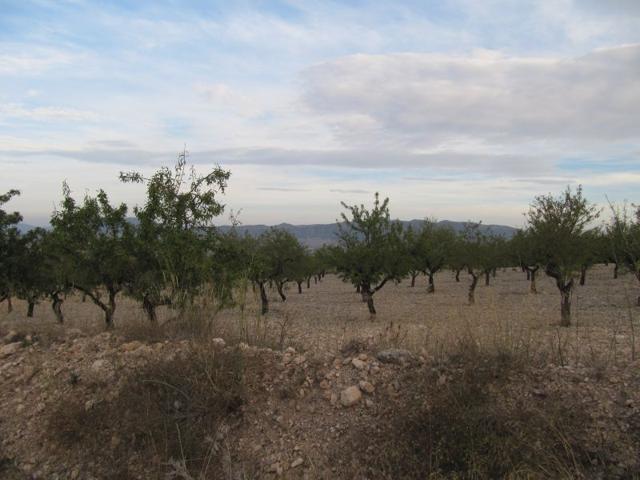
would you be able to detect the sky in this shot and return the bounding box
[1,0,639,228]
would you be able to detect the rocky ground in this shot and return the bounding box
[1,267,640,478]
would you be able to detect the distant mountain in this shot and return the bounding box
[15,219,518,247]
[17,222,40,233]
[219,220,518,248]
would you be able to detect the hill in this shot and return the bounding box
[218,220,518,248]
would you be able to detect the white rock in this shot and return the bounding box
[376,349,414,365]
[340,386,362,407]
[351,358,366,370]
[0,342,22,358]
[121,341,142,352]
[291,457,304,468]
[211,338,226,350]
[358,380,375,394]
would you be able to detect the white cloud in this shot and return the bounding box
[0,46,79,75]
[301,44,640,148]
[0,103,99,122]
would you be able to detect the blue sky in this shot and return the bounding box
[1,0,639,226]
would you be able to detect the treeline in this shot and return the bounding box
[1,153,639,328]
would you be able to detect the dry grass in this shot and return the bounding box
[345,340,637,479]
[46,343,246,479]
[3,265,640,479]
[3,265,637,368]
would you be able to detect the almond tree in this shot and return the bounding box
[403,226,423,287]
[0,190,22,313]
[460,223,484,305]
[51,184,135,329]
[608,203,640,305]
[333,193,407,316]
[120,149,231,322]
[509,229,542,293]
[526,185,600,326]
[415,220,455,293]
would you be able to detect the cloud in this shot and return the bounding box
[329,188,370,194]
[0,103,99,122]
[0,46,79,75]
[300,44,640,147]
[3,146,551,176]
[257,186,309,192]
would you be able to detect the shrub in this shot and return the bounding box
[47,346,245,478]
[348,345,637,479]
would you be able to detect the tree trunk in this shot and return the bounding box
[27,300,35,317]
[297,281,302,294]
[314,276,318,284]
[560,287,572,326]
[276,281,286,302]
[104,288,117,329]
[492,268,497,278]
[526,269,530,281]
[427,273,435,293]
[7,296,12,313]
[259,282,269,315]
[613,263,618,279]
[484,271,490,286]
[410,273,417,287]
[306,277,311,289]
[79,286,118,329]
[356,284,361,294]
[51,292,64,323]
[579,266,587,286]
[142,294,158,324]
[455,269,461,282]
[529,268,538,294]
[468,272,478,305]
[362,285,376,316]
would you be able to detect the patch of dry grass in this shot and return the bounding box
[46,344,246,479]
[345,340,639,479]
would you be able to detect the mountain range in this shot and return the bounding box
[17,219,518,248]
[218,220,518,248]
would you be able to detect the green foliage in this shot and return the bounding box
[608,203,640,303]
[526,185,600,324]
[120,150,232,321]
[245,228,307,312]
[0,190,22,299]
[406,219,456,291]
[50,184,134,327]
[526,185,600,282]
[333,193,407,314]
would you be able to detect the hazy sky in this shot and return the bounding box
[1,0,639,227]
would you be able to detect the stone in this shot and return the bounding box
[211,338,226,350]
[267,462,283,474]
[358,380,375,394]
[0,342,22,359]
[294,355,306,365]
[89,359,115,382]
[3,330,20,343]
[340,386,362,407]
[291,457,304,468]
[351,358,366,370]
[358,353,368,361]
[121,341,143,352]
[376,349,413,365]
[365,399,374,408]
[319,380,331,390]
